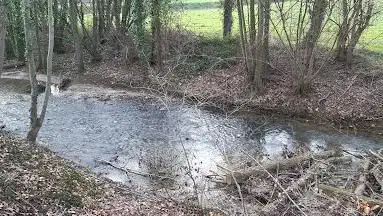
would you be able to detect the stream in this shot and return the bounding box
[1,74,383,211]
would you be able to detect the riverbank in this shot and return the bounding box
[54,47,383,137]
[0,132,196,215]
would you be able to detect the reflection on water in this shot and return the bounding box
[0,78,383,193]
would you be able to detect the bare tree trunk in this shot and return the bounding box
[53,0,68,54]
[150,0,162,69]
[254,0,268,91]
[98,0,105,38]
[113,0,122,32]
[105,0,113,29]
[25,0,54,144]
[121,0,132,33]
[295,0,327,94]
[0,0,7,74]
[335,0,374,66]
[249,0,256,42]
[92,0,99,43]
[222,0,233,38]
[69,0,85,74]
[335,0,349,61]
[237,0,253,83]
[303,0,327,67]
[23,0,39,143]
[40,0,54,128]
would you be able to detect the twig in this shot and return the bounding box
[354,159,370,196]
[97,159,174,181]
[371,162,383,193]
[335,75,358,102]
[244,152,308,216]
[369,150,383,161]
[230,171,248,216]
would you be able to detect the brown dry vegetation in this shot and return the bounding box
[0,132,199,215]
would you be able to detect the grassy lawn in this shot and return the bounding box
[178,0,383,53]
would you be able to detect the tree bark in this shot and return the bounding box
[97,0,105,38]
[222,0,233,38]
[150,0,162,69]
[23,0,39,143]
[0,0,7,73]
[121,0,132,33]
[69,0,85,74]
[25,0,54,144]
[113,0,122,32]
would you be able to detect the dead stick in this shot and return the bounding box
[318,184,383,206]
[98,159,174,180]
[371,163,383,193]
[354,159,371,196]
[225,150,342,184]
[369,150,383,161]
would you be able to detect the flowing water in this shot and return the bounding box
[1,74,383,210]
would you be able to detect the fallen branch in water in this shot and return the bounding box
[97,159,174,181]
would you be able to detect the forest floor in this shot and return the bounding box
[0,132,208,215]
[54,41,383,138]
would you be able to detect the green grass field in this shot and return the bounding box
[178,0,383,53]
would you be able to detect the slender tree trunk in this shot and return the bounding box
[150,0,162,69]
[25,0,54,144]
[254,0,265,91]
[92,0,99,42]
[69,0,85,74]
[113,0,122,32]
[0,0,7,74]
[335,0,349,61]
[53,0,66,53]
[121,0,132,33]
[23,0,39,143]
[98,0,105,38]
[303,0,327,67]
[237,0,253,84]
[249,0,256,42]
[105,0,113,29]
[222,0,233,38]
[263,0,270,64]
[40,0,54,127]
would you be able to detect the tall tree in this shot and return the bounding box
[150,0,162,69]
[335,0,374,67]
[0,0,7,73]
[112,0,122,32]
[222,0,233,38]
[69,0,85,73]
[23,0,54,143]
